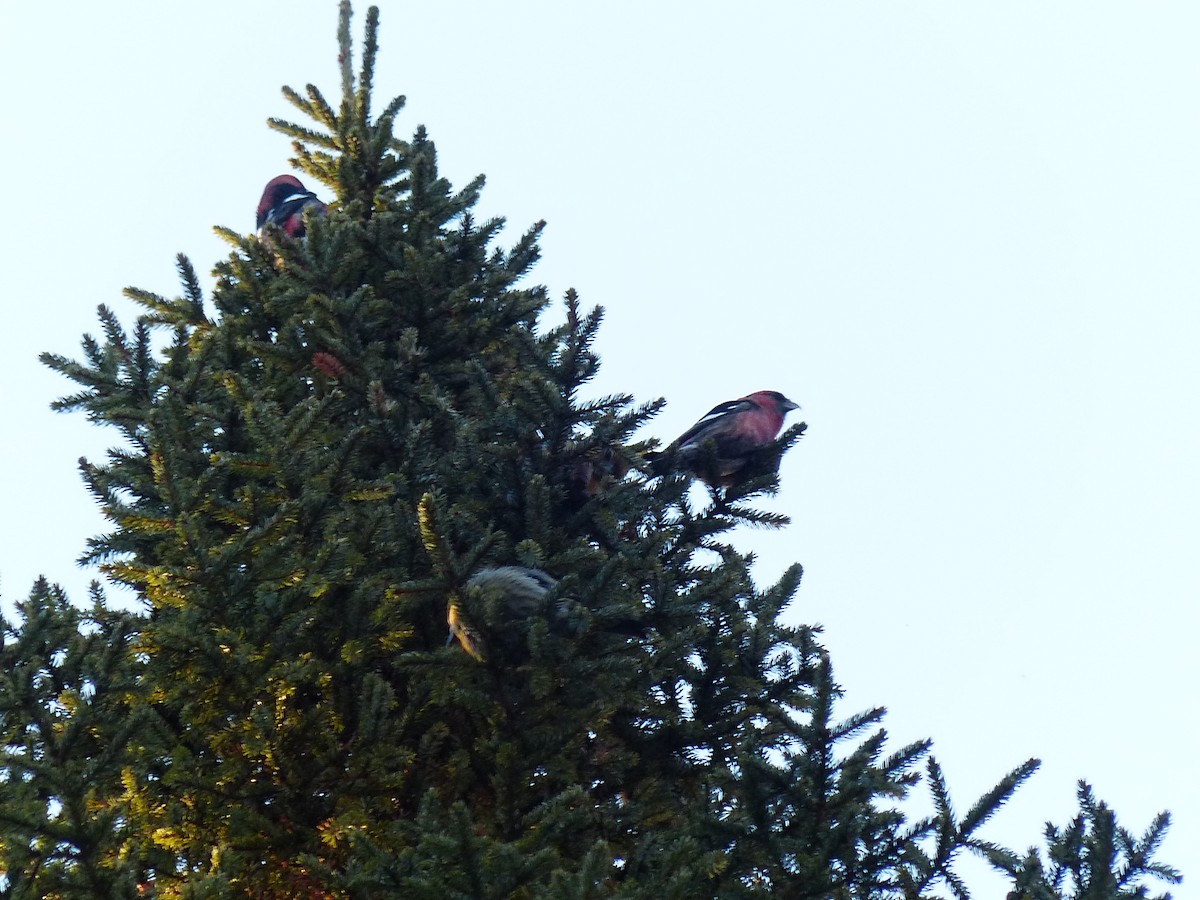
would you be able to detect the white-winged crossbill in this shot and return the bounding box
[256,174,327,238]
[648,389,800,488]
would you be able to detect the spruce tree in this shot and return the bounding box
[1,4,1179,898]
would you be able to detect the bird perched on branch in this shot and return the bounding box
[447,566,647,662]
[647,389,801,488]
[256,174,327,238]
[563,442,634,510]
[447,567,578,662]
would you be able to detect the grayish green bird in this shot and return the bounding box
[447,566,583,662]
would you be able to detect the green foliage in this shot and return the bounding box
[0,579,155,897]
[5,3,1178,897]
[990,782,1181,900]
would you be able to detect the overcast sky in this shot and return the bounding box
[2,3,1196,893]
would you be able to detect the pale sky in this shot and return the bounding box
[2,3,1196,893]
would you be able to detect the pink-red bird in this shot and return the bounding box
[256,175,327,238]
[649,390,800,487]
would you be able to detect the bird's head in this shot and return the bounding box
[749,390,800,416]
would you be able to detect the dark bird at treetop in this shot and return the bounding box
[563,443,634,509]
[256,174,327,238]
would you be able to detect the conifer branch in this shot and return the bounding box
[338,0,354,106]
[357,6,380,121]
[305,83,339,130]
[266,115,341,151]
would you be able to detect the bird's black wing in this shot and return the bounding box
[673,398,757,449]
[264,193,319,227]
